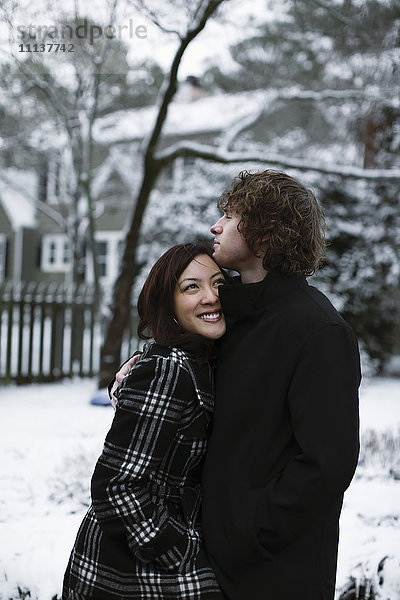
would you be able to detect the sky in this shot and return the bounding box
[0,0,277,78]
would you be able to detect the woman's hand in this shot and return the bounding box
[110,354,141,408]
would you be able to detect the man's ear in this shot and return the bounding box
[255,236,269,257]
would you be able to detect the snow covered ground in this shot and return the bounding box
[0,376,399,599]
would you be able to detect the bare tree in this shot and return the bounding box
[99,0,226,385]
[0,0,122,308]
[99,0,400,386]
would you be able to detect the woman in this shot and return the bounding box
[62,243,226,600]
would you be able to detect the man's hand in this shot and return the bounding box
[110,354,141,409]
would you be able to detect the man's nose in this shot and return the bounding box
[210,219,222,234]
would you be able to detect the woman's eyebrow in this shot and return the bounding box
[179,277,199,283]
[179,272,223,285]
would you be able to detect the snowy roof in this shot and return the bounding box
[94,90,266,144]
[0,168,37,229]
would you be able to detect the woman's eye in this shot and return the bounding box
[184,283,198,291]
[215,278,225,286]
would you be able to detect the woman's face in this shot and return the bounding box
[173,254,226,340]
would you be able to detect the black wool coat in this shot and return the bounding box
[202,270,361,600]
[63,343,223,600]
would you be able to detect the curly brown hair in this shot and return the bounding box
[217,169,326,276]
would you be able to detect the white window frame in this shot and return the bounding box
[0,234,7,282]
[47,153,72,204]
[41,234,71,272]
[85,231,124,286]
[46,159,61,204]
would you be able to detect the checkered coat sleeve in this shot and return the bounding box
[93,345,203,571]
[62,342,223,599]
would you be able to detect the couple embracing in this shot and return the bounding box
[63,169,361,600]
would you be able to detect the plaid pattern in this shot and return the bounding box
[63,343,223,599]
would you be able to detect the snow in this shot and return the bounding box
[94,90,267,143]
[0,380,112,599]
[0,376,399,599]
[94,87,369,144]
[0,169,37,229]
[359,377,400,432]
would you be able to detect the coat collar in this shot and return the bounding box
[166,345,215,415]
[219,269,308,316]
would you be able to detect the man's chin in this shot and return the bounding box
[214,258,232,270]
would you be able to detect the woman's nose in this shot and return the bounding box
[200,287,220,304]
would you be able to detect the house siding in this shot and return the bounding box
[0,204,13,282]
[0,203,13,235]
[95,206,131,231]
[21,228,42,282]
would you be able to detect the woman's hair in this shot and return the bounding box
[217,169,326,276]
[137,242,219,357]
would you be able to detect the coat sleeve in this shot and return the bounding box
[107,351,142,400]
[257,323,361,556]
[91,353,200,573]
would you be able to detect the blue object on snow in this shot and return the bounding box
[90,389,112,406]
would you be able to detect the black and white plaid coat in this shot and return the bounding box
[62,343,224,600]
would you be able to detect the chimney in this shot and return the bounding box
[175,75,205,103]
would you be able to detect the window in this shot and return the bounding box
[41,235,71,272]
[85,232,124,285]
[96,241,108,278]
[62,239,69,264]
[47,157,70,204]
[48,240,57,264]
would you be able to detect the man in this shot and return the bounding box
[201,169,360,600]
[111,169,361,600]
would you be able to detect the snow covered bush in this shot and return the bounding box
[138,163,400,375]
[312,180,400,373]
[5,587,59,600]
[339,575,376,600]
[358,427,400,480]
[339,556,400,600]
[48,449,96,511]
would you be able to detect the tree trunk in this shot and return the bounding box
[98,0,226,387]
[98,165,160,387]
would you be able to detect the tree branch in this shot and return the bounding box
[271,86,393,105]
[304,0,356,27]
[130,0,182,37]
[143,0,225,162]
[155,141,400,181]
[298,0,375,47]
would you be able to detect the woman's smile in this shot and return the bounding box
[197,310,222,322]
[174,254,226,339]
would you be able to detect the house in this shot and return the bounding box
[0,81,380,291]
[0,84,264,289]
[0,169,38,284]
[1,81,399,383]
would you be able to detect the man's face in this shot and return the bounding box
[210,210,254,272]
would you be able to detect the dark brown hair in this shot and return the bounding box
[218,169,326,276]
[137,243,219,357]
